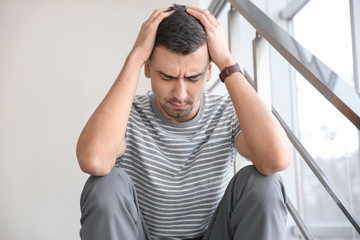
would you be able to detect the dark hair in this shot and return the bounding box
[154,4,207,56]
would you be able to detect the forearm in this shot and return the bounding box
[224,69,290,175]
[76,8,174,176]
[76,54,142,176]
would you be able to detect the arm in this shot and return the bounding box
[186,7,291,175]
[76,8,174,176]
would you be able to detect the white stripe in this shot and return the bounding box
[124,164,231,193]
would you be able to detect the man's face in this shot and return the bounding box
[145,45,211,123]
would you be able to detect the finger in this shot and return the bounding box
[148,11,174,31]
[186,6,218,23]
[207,11,218,24]
[185,7,217,27]
[147,7,174,23]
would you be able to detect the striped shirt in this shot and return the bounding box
[116,91,241,239]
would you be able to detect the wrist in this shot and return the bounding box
[216,56,235,71]
[219,63,245,83]
[121,53,144,78]
[127,49,148,67]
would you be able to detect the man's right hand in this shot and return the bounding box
[130,7,174,65]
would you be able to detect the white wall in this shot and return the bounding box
[0,0,201,239]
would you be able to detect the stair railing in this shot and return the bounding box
[208,0,360,239]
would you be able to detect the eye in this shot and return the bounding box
[158,72,176,81]
[189,79,199,83]
[161,77,173,81]
[185,73,202,83]
[187,77,200,83]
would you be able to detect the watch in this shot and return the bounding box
[219,63,244,83]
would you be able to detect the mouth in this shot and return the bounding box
[170,102,187,110]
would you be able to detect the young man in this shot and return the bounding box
[77,4,291,240]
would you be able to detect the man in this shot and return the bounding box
[77,4,291,240]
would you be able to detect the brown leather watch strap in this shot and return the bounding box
[219,63,244,83]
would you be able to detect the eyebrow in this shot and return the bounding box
[158,71,203,80]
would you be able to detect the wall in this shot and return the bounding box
[0,0,200,239]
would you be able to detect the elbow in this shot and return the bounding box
[270,137,292,174]
[269,146,291,175]
[80,160,112,176]
[76,140,115,176]
[77,152,113,176]
[272,152,291,174]
[256,145,291,176]
[278,139,292,170]
[256,158,290,176]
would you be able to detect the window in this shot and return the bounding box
[293,0,360,238]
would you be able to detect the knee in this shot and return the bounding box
[232,165,286,211]
[81,167,136,213]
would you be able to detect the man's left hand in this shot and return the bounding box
[186,6,235,70]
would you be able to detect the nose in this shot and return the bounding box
[172,79,187,102]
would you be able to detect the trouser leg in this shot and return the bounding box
[80,167,150,240]
[203,165,287,240]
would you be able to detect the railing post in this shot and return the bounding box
[349,0,360,170]
[252,32,272,108]
[228,7,242,66]
[228,6,251,173]
[350,0,360,92]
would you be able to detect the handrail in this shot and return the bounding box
[285,196,314,240]
[208,0,227,18]
[273,108,360,234]
[211,0,360,130]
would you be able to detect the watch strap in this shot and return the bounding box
[219,63,244,83]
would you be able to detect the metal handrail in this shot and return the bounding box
[208,0,227,18]
[210,0,360,130]
[273,107,360,234]
[286,196,314,240]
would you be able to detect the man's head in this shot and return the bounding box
[153,4,207,56]
[145,5,212,123]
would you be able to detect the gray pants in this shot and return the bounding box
[80,165,287,240]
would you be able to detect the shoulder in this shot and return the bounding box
[203,93,232,109]
[202,93,237,123]
[129,91,155,121]
[133,91,152,104]
[132,91,153,110]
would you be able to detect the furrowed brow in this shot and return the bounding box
[184,73,203,79]
[158,71,177,79]
[158,71,204,80]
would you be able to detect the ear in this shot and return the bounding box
[144,60,151,78]
[206,62,212,82]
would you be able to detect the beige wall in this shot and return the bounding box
[0,0,211,239]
